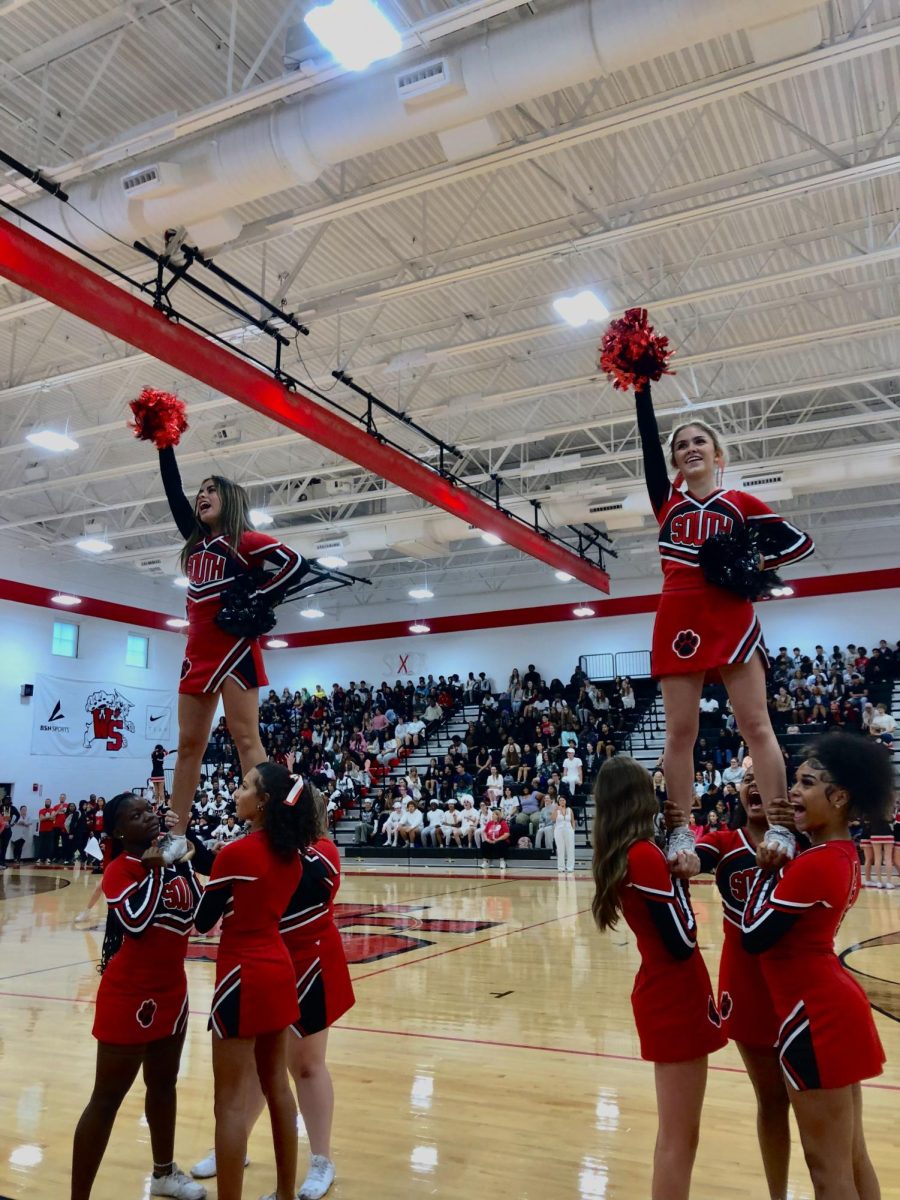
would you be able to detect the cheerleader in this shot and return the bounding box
[670,768,791,1199]
[191,790,354,1200]
[150,744,173,807]
[71,793,204,1200]
[157,445,304,859]
[592,756,726,1200]
[193,763,319,1200]
[634,381,813,859]
[742,732,890,1199]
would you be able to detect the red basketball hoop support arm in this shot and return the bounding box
[0,216,609,592]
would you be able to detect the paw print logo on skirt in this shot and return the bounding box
[136,998,158,1029]
[673,629,701,658]
[719,991,733,1020]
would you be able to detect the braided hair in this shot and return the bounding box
[252,763,321,860]
[97,792,138,975]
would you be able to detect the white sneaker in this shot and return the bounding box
[763,825,796,859]
[150,1165,207,1199]
[499,858,506,869]
[299,1155,336,1199]
[667,825,695,860]
[190,1150,249,1179]
[480,859,488,867]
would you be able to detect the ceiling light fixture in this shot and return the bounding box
[300,606,325,619]
[481,532,503,546]
[770,586,795,598]
[304,0,402,71]
[573,605,595,618]
[26,429,79,452]
[552,290,610,327]
[408,586,434,600]
[555,571,573,582]
[316,554,348,569]
[266,638,289,648]
[76,536,113,554]
[249,508,274,528]
[51,593,81,606]
[166,617,189,628]
[409,622,431,634]
[173,576,190,588]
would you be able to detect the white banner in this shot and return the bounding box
[31,674,176,760]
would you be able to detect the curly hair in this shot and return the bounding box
[804,732,895,821]
[591,756,658,933]
[252,763,322,859]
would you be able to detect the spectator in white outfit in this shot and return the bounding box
[458,797,479,846]
[421,800,444,846]
[383,801,403,847]
[554,795,576,874]
[560,747,583,797]
[398,800,424,846]
[441,798,462,847]
[474,802,491,848]
[534,793,557,850]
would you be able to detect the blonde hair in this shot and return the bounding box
[667,420,727,470]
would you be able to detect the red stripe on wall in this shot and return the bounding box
[1,568,898,647]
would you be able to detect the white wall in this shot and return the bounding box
[0,599,185,808]
[2,584,897,812]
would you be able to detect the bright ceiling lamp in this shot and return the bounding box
[173,576,189,588]
[770,586,795,598]
[552,290,610,327]
[555,570,573,582]
[481,532,503,546]
[249,508,274,528]
[76,536,113,554]
[573,605,595,617]
[410,622,431,634]
[26,429,79,452]
[51,593,81,606]
[266,638,289,648]
[304,0,402,71]
[166,617,189,628]
[300,605,325,619]
[409,586,434,600]
[317,554,347,569]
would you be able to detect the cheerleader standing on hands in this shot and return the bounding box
[130,389,304,860]
[601,311,813,859]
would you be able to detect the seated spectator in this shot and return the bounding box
[355,798,379,845]
[511,780,543,840]
[721,756,744,786]
[652,770,667,808]
[382,801,403,847]
[215,815,242,843]
[560,746,583,798]
[421,799,444,847]
[516,743,535,784]
[534,791,557,849]
[474,801,492,849]
[620,679,636,711]
[397,800,424,847]
[441,798,462,847]
[480,808,510,869]
[459,797,479,846]
[499,786,520,824]
[869,703,896,745]
[485,766,505,804]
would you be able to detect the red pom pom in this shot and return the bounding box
[598,308,675,392]
[128,388,188,449]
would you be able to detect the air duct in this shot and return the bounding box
[9,0,822,252]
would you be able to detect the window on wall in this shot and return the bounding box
[51,621,79,658]
[126,634,149,669]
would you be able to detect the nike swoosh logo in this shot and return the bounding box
[150,714,164,721]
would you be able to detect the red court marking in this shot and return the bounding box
[0,989,896,1093]
[352,906,592,980]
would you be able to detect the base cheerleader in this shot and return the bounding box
[191,790,354,1200]
[193,763,319,1200]
[71,793,204,1200]
[672,768,791,1198]
[592,757,726,1200]
[742,732,890,1198]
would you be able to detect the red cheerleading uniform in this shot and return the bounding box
[93,854,201,1045]
[159,447,304,695]
[280,838,355,1038]
[636,387,813,677]
[742,841,885,1090]
[620,839,727,1063]
[195,830,302,1039]
[694,827,778,1049]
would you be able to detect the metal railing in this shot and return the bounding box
[579,650,652,680]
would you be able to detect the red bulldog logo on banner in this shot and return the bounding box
[83,689,135,752]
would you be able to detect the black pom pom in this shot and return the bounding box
[697,526,785,601]
[214,572,278,639]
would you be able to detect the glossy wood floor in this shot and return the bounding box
[1,861,898,1200]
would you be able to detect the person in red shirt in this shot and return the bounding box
[671,770,790,1199]
[37,800,55,865]
[742,733,889,1199]
[193,763,319,1200]
[480,808,510,869]
[51,793,69,863]
[593,756,725,1200]
[633,382,813,864]
[71,791,204,1200]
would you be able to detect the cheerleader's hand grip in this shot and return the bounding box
[669,849,701,880]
